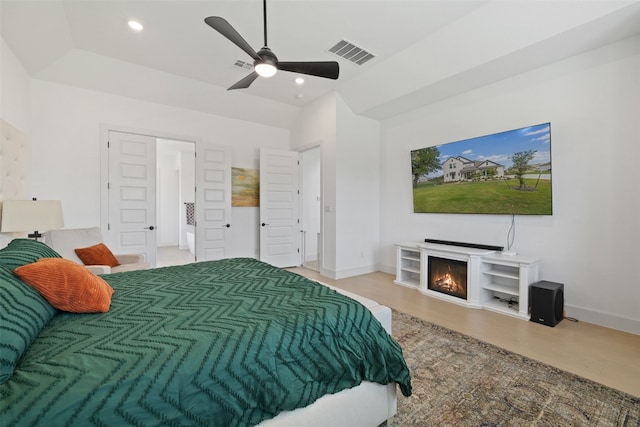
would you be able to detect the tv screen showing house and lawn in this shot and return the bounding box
[411,123,552,215]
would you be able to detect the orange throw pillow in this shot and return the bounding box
[74,243,120,267]
[15,258,114,313]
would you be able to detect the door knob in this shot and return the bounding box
[145,226,155,230]
[261,223,269,227]
[223,224,231,228]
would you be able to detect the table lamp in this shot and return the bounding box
[1,199,64,241]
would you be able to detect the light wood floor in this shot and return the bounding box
[156,245,195,267]
[288,267,640,398]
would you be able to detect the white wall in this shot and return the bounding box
[335,95,381,278]
[379,36,640,334]
[291,92,381,279]
[28,80,289,258]
[0,38,30,132]
[0,37,32,248]
[291,92,338,273]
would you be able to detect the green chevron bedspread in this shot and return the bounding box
[1,257,411,426]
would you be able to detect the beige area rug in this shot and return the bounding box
[391,310,639,426]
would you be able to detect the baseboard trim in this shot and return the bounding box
[335,264,378,280]
[320,264,379,280]
[318,267,337,280]
[565,304,639,335]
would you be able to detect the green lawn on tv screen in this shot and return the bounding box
[412,178,552,215]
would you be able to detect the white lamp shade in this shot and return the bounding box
[1,200,64,233]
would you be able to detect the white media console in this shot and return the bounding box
[395,242,540,320]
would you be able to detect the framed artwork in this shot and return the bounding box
[232,167,260,207]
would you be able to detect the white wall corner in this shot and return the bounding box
[379,263,395,276]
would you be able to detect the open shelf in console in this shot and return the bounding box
[482,282,519,297]
[394,243,422,289]
[484,265,520,280]
[480,254,540,319]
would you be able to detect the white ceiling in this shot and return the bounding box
[2,1,640,128]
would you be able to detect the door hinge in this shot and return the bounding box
[107,182,110,190]
[297,248,300,253]
[107,140,110,148]
[107,224,110,231]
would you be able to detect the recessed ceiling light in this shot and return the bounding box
[295,94,304,99]
[128,20,144,31]
[295,77,305,85]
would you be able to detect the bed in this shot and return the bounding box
[0,239,411,426]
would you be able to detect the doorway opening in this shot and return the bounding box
[102,126,198,268]
[300,146,321,271]
[156,139,196,267]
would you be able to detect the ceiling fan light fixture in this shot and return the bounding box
[255,47,278,78]
[255,62,277,78]
[128,20,144,31]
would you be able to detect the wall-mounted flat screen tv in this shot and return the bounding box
[411,123,552,215]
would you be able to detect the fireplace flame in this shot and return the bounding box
[434,272,462,293]
[429,256,468,299]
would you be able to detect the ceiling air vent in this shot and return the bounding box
[329,40,375,65]
[234,59,253,70]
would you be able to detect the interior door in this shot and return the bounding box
[196,144,231,261]
[259,149,300,267]
[107,130,157,266]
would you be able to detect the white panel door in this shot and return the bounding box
[107,131,157,266]
[260,149,300,267]
[196,144,231,261]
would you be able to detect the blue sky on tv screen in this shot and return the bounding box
[434,123,551,173]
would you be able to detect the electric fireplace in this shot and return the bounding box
[428,256,468,300]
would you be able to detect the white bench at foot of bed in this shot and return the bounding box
[259,287,398,427]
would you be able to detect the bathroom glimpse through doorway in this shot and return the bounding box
[157,138,196,267]
[300,146,321,272]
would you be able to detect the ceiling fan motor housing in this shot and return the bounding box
[255,47,278,77]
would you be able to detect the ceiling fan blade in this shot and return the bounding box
[278,61,340,80]
[204,16,260,61]
[228,72,259,90]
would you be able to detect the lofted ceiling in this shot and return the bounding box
[2,1,640,128]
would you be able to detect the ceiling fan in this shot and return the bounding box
[204,0,339,90]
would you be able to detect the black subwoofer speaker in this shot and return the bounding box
[530,281,564,327]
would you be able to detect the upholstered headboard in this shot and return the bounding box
[0,119,29,247]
